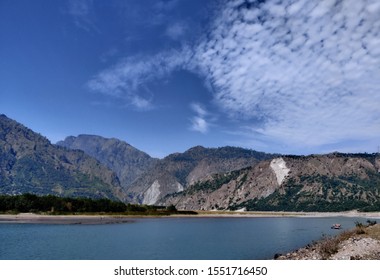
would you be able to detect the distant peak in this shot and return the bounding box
[188,145,206,152]
[77,134,103,139]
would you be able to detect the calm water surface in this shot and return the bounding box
[0,217,376,260]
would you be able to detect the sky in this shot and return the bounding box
[1,0,380,158]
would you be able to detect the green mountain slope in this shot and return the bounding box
[0,114,122,200]
[57,135,158,188]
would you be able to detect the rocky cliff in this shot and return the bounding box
[162,154,380,211]
[127,146,276,204]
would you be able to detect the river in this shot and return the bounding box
[0,216,376,259]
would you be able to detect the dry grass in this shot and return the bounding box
[318,230,356,259]
[365,224,380,240]
[318,221,379,259]
[276,221,380,260]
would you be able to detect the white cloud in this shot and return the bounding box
[87,48,193,110]
[86,0,380,153]
[189,103,209,133]
[190,103,207,117]
[190,116,208,134]
[189,0,380,151]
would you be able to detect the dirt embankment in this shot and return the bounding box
[276,223,380,260]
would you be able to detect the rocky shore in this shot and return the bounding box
[275,223,380,260]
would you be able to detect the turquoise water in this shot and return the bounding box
[0,216,376,260]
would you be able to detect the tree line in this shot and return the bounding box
[0,193,194,215]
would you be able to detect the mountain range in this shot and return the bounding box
[57,136,274,204]
[1,114,380,212]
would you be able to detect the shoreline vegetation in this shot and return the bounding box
[1,193,380,224]
[0,193,197,219]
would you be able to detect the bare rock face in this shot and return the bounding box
[161,153,380,212]
[127,146,276,204]
[270,158,290,185]
[142,180,184,205]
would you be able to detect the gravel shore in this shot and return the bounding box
[276,224,380,260]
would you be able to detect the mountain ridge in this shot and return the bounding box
[161,153,380,211]
[57,134,158,190]
[127,145,278,204]
[0,114,123,200]
[2,113,380,212]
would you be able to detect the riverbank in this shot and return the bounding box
[276,223,380,260]
[0,213,133,225]
[1,210,379,224]
[193,210,380,219]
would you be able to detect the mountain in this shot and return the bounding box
[0,114,122,200]
[3,114,380,212]
[127,145,277,204]
[57,135,158,189]
[162,153,380,211]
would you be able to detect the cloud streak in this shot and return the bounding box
[87,48,193,110]
[190,103,210,133]
[67,0,98,32]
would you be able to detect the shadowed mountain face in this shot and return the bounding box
[162,154,380,212]
[57,135,158,189]
[0,114,122,200]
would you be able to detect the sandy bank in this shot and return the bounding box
[1,210,379,224]
[191,210,380,219]
[0,213,134,225]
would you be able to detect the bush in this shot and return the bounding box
[355,221,366,234]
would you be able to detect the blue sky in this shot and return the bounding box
[1,0,379,158]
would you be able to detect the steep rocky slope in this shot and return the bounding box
[0,114,122,200]
[162,154,380,211]
[57,135,158,188]
[127,146,276,204]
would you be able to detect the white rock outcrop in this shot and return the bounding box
[142,180,161,205]
[270,157,290,185]
[176,182,184,192]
